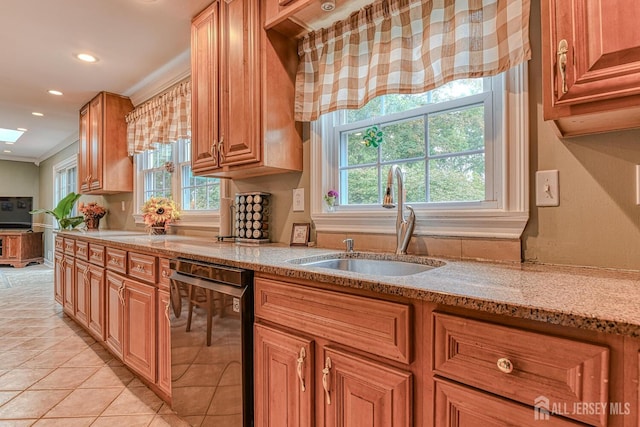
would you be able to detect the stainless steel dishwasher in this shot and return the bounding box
[169,258,253,427]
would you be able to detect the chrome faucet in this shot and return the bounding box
[383,165,415,255]
[343,238,354,253]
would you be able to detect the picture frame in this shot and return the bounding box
[290,223,310,246]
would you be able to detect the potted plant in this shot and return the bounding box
[141,196,180,234]
[29,192,84,230]
[78,201,107,230]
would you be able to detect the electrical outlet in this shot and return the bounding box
[293,188,304,212]
[536,170,559,207]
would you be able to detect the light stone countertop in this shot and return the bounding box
[59,230,640,338]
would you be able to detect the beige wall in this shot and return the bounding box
[522,0,640,270]
[0,160,39,201]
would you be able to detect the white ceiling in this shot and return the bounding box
[0,0,212,163]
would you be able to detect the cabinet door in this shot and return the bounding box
[322,347,412,427]
[254,324,314,427]
[434,379,583,427]
[88,94,103,191]
[105,271,125,359]
[74,260,90,326]
[4,236,19,259]
[219,0,261,167]
[191,2,220,173]
[87,265,105,340]
[78,104,91,193]
[54,252,64,305]
[545,0,640,108]
[62,255,75,317]
[156,289,171,396]
[123,279,157,382]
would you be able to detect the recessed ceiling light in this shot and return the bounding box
[17,128,27,132]
[76,53,98,63]
[4,142,14,145]
[32,112,44,117]
[48,90,63,96]
[3,150,11,153]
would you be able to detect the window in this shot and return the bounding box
[53,156,78,218]
[135,139,221,227]
[311,64,529,238]
[335,78,492,207]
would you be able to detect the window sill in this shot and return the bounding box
[312,209,528,239]
[133,212,220,230]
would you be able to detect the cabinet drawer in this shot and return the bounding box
[63,238,75,256]
[434,379,583,427]
[255,277,411,363]
[128,252,157,284]
[433,312,609,426]
[88,244,105,267]
[158,258,171,290]
[75,241,89,261]
[105,248,127,274]
[55,236,64,252]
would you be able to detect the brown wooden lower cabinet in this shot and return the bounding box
[434,379,584,426]
[254,323,314,427]
[322,346,412,427]
[156,289,171,398]
[254,277,413,427]
[62,254,75,316]
[0,231,43,267]
[105,270,157,382]
[54,251,64,304]
[105,271,125,359]
[74,260,90,325]
[87,264,105,340]
[122,277,156,383]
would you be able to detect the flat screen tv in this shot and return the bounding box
[0,197,33,229]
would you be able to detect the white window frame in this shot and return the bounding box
[51,155,78,229]
[310,63,529,239]
[133,140,228,230]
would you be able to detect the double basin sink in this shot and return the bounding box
[288,252,445,277]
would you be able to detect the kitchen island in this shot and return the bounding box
[55,230,640,427]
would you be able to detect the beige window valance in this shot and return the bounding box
[126,79,191,154]
[295,0,531,122]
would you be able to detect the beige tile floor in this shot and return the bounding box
[0,265,190,426]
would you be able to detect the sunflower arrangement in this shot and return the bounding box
[141,197,180,231]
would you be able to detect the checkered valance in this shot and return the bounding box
[126,79,191,154]
[295,0,531,122]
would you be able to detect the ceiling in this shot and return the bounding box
[0,0,212,163]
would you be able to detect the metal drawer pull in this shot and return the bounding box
[162,270,169,278]
[135,264,145,272]
[322,356,332,405]
[557,39,569,94]
[109,258,119,265]
[497,357,514,374]
[296,347,306,392]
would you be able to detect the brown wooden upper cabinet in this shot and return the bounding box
[190,0,302,179]
[542,0,640,137]
[78,92,134,194]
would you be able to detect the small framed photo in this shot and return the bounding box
[290,223,310,246]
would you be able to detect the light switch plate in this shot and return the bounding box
[536,170,559,207]
[293,188,304,212]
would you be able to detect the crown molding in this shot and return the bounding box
[124,48,191,107]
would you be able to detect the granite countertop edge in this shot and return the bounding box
[58,230,640,339]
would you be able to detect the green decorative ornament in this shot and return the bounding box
[362,126,383,148]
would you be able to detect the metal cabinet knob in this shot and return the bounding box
[497,357,514,374]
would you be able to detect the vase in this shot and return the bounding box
[149,224,167,235]
[85,217,100,230]
[325,197,337,212]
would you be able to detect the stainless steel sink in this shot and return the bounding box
[289,253,444,277]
